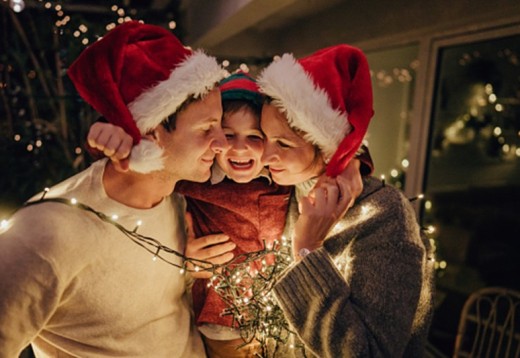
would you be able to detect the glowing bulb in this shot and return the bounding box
[10,0,25,13]
[424,200,432,210]
[70,198,78,205]
[401,159,409,168]
[168,21,176,29]
[179,268,185,274]
[495,104,504,112]
[111,214,118,221]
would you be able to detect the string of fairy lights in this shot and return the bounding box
[0,179,440,357]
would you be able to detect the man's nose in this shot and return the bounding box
[210,127,229,153]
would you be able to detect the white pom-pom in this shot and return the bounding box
[128,139,164,173]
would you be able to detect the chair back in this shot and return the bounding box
[453,286,520,358]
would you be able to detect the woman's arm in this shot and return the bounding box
[275,188,431,357]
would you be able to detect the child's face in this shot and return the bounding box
[216,108,265,183]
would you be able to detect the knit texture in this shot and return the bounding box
[274,176,435,357]
[0,159,205,357]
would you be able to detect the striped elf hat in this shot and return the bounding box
[219,71,263,106]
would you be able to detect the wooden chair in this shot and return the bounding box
[453,286,520,358]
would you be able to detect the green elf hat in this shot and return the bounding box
[219,71,263,106]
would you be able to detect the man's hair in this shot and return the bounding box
[161,83,219,132]
[161,95,198,132]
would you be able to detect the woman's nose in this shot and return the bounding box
[261,142,276,165]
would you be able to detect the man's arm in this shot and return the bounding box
[0,212,63,356]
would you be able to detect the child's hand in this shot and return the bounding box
[87,122,133,172]
[184,212,236,279]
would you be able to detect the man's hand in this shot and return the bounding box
[184,213,236,279]
[87,122,133,172]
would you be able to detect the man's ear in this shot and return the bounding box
[143,128,160,142]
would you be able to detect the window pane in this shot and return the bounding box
[424,33,520,353]
[366,45,419,188]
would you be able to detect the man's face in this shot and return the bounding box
[158,88,226,183]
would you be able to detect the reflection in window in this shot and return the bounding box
[424,33,520,354]
[428,36,520,191]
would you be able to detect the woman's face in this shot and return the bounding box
[260,103,325,185]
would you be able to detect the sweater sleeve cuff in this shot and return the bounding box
[273,247,350,319]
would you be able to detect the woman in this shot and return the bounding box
[256,44,435,357]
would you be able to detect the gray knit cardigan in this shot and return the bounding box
[273,176,435,358]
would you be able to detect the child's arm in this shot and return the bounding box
[184,212,236,279]
[87,122,133,171]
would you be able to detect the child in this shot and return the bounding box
[86,71,373,357]
[175,71,292,357]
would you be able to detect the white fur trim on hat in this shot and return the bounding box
[129,50,229,134]
[128,139,165,173]
[257,54,351,159]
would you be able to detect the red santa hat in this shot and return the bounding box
[257,44,374,177]
[68,20,228,173]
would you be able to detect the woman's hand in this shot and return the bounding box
[293,180,342,259]
[292,159,363,260]
[184,213,236,279]
[87,122,133,172]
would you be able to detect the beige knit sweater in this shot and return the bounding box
[0,159,205,357]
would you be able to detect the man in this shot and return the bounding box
[0,21,228,357]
